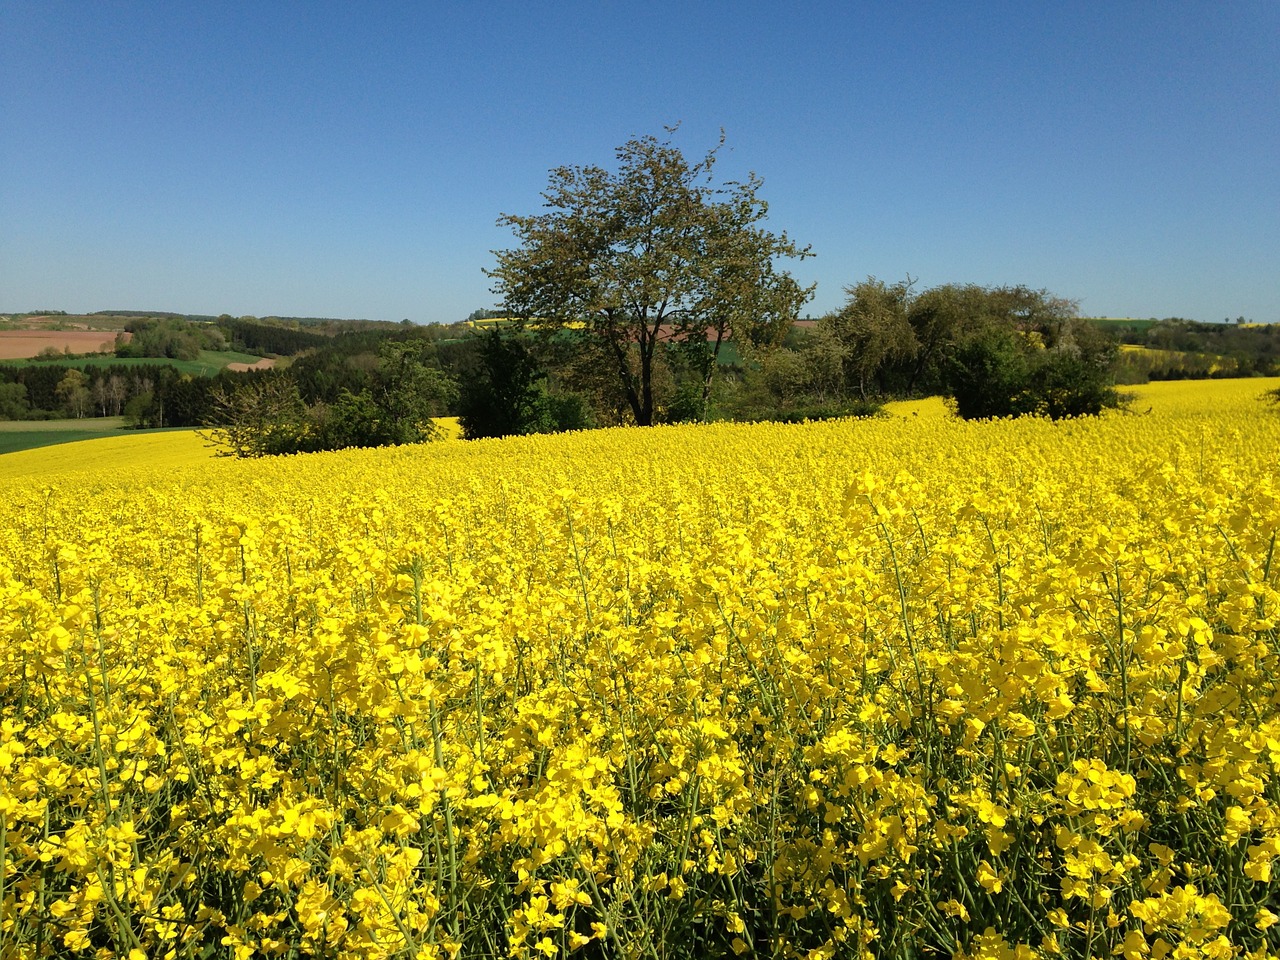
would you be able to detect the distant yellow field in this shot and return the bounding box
[434,414,462,440]
[0,417,465,481]
[0,429,213,481]
[882,395,950,418]
[881,378,1278,420]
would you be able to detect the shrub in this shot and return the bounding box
[458,331,593,438]
[947,326,1123,420]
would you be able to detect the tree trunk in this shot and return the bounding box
[608,335,645,425]
[638,344,654,426]
[700,325,727,419]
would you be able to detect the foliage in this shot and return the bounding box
[489,129,812,426]
[0,381,29,420]
[54,369,91,418]
[812,278,1125,419]
[1,350,267,377]
[288,327,456,406]
[2,378,1279,958]
[121,390,157,429]
[1092,319,1280,382]
[368,341,457,443]
[456,331,594,439]
[901,282,1004,394]
[945,326,1036,418]
[721,336,882,423]
[205,343,456,457]
[464,307,511,323]
[204,376,313,457]
[739,398,882,423]
[1,319,465,432]
[946,321,1122,420]
[114,317,224,361]
[218,316,332,356]
[820,276,918,399]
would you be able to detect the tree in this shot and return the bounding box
[458,330,549,438]
[315,389,389,450]
[821,277,918,399]
[204,343,457,458]
[489,130,812,426]
[945,327,1035,419]
[457,330,594,438]
[204,377,312,457]
[903,283,995,394]
[943,295,1123,420]
[369,340,456,444]
[55,369,91,418]
[104,374,127,417]
[122,390,158,428]
[0,382,29,420]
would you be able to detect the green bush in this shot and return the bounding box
[458,331,594,438]
[947,327,1122,420]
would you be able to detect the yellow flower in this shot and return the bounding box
[976,860,1004,894]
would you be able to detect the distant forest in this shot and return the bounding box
[1101,317,1280,381]
[1,316,463,428]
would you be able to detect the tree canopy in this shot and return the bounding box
[488,130,812,426]
[811,279,1124,419]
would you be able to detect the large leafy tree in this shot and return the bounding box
[488,130,812,425]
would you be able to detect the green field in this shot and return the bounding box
[0,417,190,456]
[0,349,265,376]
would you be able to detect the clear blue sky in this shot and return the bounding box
[3,1,1277,324]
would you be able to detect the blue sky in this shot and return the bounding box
[2,1,1277,324]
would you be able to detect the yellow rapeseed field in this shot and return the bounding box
[0,431,214,482]
[2,380,1279,959]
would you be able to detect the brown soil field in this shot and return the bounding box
[0,331,123,359]
[225,358,276,372]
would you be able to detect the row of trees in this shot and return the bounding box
[112,317,226,361]
[217,316,332,356]
[811,278,1121,418]
[0,363,227,426]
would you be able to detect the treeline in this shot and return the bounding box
[0,289,1154,448]
[114,317,227,361]
[1112,318,1279,351]
[1111,319,1280,381]
[0,362,236,426]
[205,340,456,457]
[6,299,1277,457]
[218,317,331,356]
[88,310,397,326]
[91,310,191,320]
[704,280,1124,421]
[0,315,342,424]
[0,318,466,430]
[202,323,598,455]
